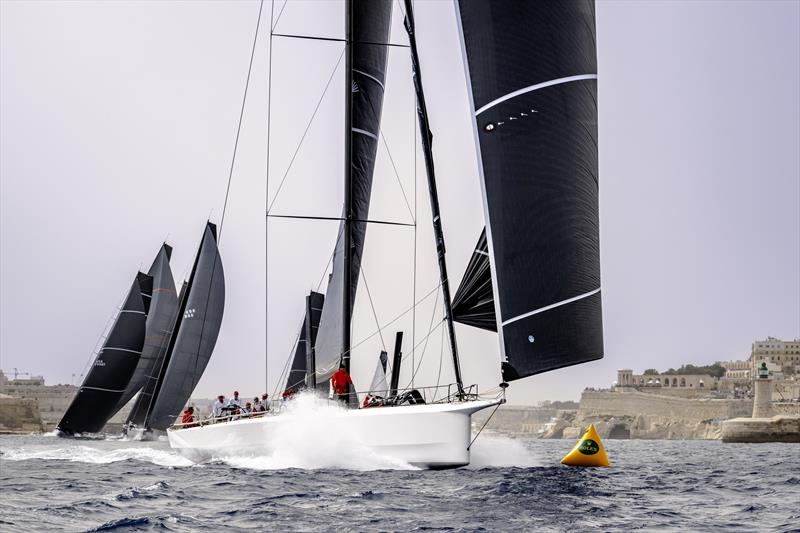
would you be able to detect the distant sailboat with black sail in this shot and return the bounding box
[167,0,603,469]
[130,222,225,434]
[57,272,151,435]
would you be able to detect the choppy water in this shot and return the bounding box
[1,433,798,532]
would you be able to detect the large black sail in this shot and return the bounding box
[284,291,324,393]
[127,280,187,427]
[313,0,393,386]
[144,223,225,430]
[456,0,603,381]
[58,273,150,434]
[112,244,178,416]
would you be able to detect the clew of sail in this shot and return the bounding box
[112,244,178,418]
[312,0,393,387]
[57,273,150,434]
[455,0,603,381]
[144,222,225,430]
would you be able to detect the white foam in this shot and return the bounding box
[208,393,417,471]
[467,433,540,468]
[1,445,193,467]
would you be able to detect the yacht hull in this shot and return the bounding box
[167,399,501,469]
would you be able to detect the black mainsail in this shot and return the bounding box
[112,244,178,417]
[455,0,603,381]
[57,273,150,434]
[285,291,324,393]
[144,222,225,430]
[312,0,393,387]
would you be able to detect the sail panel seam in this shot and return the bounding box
[475,74,597,116]
[80,386,126,393]
[502,288,601,327]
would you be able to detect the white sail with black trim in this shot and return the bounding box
[455,0,603,381]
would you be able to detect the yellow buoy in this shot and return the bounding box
[560,424,610,467]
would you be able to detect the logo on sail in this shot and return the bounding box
[184,308,196,319]
[94,359,106,367]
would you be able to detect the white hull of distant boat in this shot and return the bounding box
[167,399,501,469]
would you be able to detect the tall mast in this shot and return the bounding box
[342,0,354,376]
[403,0,464,396]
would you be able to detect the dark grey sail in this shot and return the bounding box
[112,244,178,417]
[451,229,495,331]
[284,291,324,394]
[127,280,187,427]
[144,222,225,430]
[456,0,603,381]
[313,0,393,386]
[57,273,150,434]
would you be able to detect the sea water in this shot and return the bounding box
[1,430,798,531]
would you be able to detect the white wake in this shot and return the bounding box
[208,393,418,471]
[0,445,193,467]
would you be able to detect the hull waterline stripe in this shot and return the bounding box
[502,288,601,327]
[475,74,598,116]
[352,127,378,140]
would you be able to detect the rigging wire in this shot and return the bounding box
[265,0,275,398]
[379,129,415,223]
[191,0,265,388]
[218,0,265,243]
[359,264,386,352]
[266,48,345,214]
[271,0,288,32]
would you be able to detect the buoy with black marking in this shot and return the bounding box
[561,424,610,467]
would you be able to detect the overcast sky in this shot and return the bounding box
[1,0,798,405]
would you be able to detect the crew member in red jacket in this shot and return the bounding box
[181,406,197,428]
[331,364,354,406]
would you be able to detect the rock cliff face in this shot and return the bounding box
[543,391,753,440]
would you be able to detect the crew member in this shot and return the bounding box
[212,395,226,419]
[331,364,353,406]
[181,406,197,427]
[228,390,242,408]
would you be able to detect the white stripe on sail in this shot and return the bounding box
[475,74,597,116]
[352,127,378,140]
[80,386,126,393]
[119,310,146,315]
[100,347,142,355]
[502,288,601,327]
[353,69,385,91]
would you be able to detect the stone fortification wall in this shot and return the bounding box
[580,391,751,420]
[774,402,800,416]
[545,391,753,440]
[0,396,43,433]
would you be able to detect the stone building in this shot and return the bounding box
[751,337,800,376]
[616,369,717,396]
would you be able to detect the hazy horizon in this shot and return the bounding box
[1,0,798,404]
